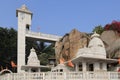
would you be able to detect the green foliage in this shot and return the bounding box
[40,67,51,72]
[0,27,17,71]
[37,43,55,65]
[92,25,104,34]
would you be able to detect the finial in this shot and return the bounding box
[91,31,100,38]
[31,47,35,52]
[21,4,28,10]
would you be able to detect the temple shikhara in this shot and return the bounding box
[0,5,120,80]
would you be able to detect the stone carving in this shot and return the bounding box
[55,29,90,63]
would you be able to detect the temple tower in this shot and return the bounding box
[16,5,32,72]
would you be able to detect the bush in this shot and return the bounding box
[104,21,120,33]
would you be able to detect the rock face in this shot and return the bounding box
[55,29,90,64]
[101,30,120,58]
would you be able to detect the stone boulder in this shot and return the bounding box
[55,29,90,64]
[101,30,120,58]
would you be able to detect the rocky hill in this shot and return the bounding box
[55,29,90,64]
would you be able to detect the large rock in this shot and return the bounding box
[55,29,89,64]
[101,30,120,58]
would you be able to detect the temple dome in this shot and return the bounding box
[88,32,105,48]
[88,32,106,58]
[76,32,106,59]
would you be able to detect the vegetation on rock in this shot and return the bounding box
[104,21,120,34]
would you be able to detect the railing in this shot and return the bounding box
[0,72,120,80]
[26,31,62,41]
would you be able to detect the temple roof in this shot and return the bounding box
[88,32,105,48]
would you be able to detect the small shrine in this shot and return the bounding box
[21,48,49,72]
[72,32,118,72]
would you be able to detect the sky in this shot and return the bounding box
[0,0,120,36]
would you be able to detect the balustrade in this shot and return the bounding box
[0,72,120,80]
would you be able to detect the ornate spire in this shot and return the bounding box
[30,47,35,52]
[91,32,100,38]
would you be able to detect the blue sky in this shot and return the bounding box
[0,0,120,36]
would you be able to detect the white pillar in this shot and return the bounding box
[82,62,87,71]
[75,63,79,72]
[94,62,100,71]
[38,68,41,72]
[102,63,107,71]
[17,23,26,73]
[28,68,31,72]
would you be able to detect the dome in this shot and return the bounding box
[88,32,106,58]
[88,32,105,48]
[75,32,107,59]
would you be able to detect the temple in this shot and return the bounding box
[21,48,49,72]
[0,5,120,80]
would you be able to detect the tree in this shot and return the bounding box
[0,27,17,72]
[92,25,104,34]
[37,43,55,65]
